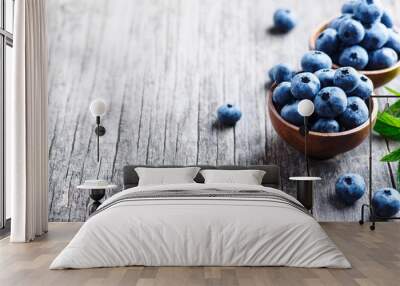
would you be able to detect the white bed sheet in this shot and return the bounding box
[50,183,351,269]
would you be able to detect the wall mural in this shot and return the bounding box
[48,0,400,222]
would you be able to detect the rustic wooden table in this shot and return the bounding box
[47,0,400,222]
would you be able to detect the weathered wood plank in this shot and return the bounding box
[48,0,399,222]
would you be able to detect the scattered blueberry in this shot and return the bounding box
[311,118,340,133]
[339,45,369,70]
[333,67,360,92]
[349,75,373,100]
[335,173,366,205]
[353,0,383,24]
[273,9,296,32]
[372,188,400,217]
[385,29,400,54]
[268,64,294,84]
[290,72,321,100]
[280,101,304,126]
[314,87,348,118]
[301,50,332,73]
[272,82,294,108]
[314,68,335,88]
[361,22,389,50]
[368,47,398,69]
[329,14,352,31]
[217,104,242,126]
[315,28,339,55]
[339,96,369,129]
[338,19,365,46]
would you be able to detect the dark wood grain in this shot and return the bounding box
[47,0,400,221]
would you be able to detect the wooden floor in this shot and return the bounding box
[0,223,399,286]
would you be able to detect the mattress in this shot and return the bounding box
[50,183,351,269]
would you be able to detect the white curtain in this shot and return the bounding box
[9,0,48,242]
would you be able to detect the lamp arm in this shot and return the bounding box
[369,98,372,207]
[304,116,309,176]
[97,116,100,163]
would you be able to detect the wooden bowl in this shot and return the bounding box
[309,20,400,88]
[267,86,378,159]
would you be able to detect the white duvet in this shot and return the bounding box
[50,183,351,269]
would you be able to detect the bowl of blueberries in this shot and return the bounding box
[267,52,378,159]
[309,0,400,88]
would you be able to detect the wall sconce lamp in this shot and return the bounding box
[298,99,314,173]
[89,99,107,162]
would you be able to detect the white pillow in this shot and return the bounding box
[135,167,200,186]
[200,169,266,185]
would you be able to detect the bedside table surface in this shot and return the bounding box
[289,176,321,181]
[77,184,118,190]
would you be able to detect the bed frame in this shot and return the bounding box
[123,165,281,190]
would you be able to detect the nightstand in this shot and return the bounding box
[289,177,321,213]
[77,184,118,215]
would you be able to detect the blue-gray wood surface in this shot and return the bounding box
[48,0,400,221]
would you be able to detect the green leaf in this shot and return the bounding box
[374,112,400,140]
[381,148,400,162]
[373,87,400,141]
[385,87,400,96]
[376,112,400,128]
[386,100,400,117]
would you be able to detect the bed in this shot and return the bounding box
[50,165,350,269]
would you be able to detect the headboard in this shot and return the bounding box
[122,165,281,189]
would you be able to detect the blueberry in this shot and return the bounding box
[217,104,242,126]
[314,68,335,88]
[311,118,340,133]
[280,101,304,126]
[333,67,360,92]
[268,64,294,84]
[338,19,365,46]
[368,47,398,69]
[329,14,352,31]
[272,82,294,108]
[301,50,332,73]
[339,45,369,69]
[314,87,347,118]
[335,173,366,205]
[273,9,296,32]
[341,0,362,13]
[315,28,339,55]
[372,188,400,217]
[361,22,389,50]
[268,66,277,81]
[290,72,321,100]
[381,11,393,28]
[385,29,400,54]
[339,96,369,129]
[354,0,383,24]
[349,75,373,100]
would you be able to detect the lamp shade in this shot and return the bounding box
[298,99,314,117]
[89,99,107,117]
